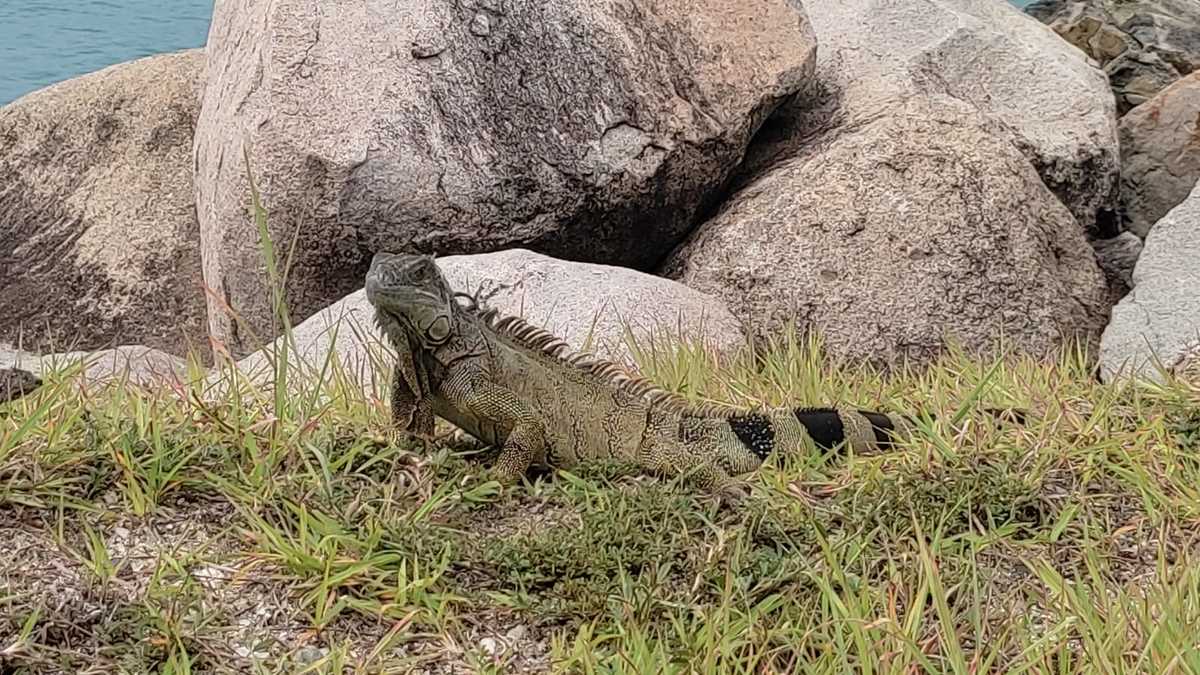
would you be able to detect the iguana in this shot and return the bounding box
[366,252,933,498]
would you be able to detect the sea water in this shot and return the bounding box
[0,0,213,105]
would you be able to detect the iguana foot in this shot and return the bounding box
[711,478,752,508]
[442,426,487,451]
[481,465,527,490]
[486,454,531,483]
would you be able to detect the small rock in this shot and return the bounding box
[479,637,500,656]
[191,564,233,592]
[235,646,270,660]
[294,646,327,665]
[0,368,41,404]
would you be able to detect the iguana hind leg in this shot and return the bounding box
[636,414,748,503]
[439,371,548,483]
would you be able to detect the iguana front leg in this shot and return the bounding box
[392,361,435,438]
[439,370,547,483]
[388,329,435,438]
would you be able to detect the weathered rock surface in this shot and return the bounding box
[195,0,816,358]
[0,368,41,404]
[743,0,1120,234]
[1092,231,1144,303]
[0,49,208,360]
[1100,182,1200,382]
[1027,0,1200,113]
[664,98,1111,369]
[234,249,745,388]
[1118,72,1200,238]
[0,345,188,387]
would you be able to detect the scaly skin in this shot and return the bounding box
[365,252,917,497]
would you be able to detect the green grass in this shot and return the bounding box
[4,176,1200,673]
[2,331,1199,673]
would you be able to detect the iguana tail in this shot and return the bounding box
[678,405,1027,478]
[731,405,1027,458]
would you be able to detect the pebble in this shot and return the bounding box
[295,646,327,664]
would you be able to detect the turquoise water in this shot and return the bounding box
[0,0,213,105]
[0,0,1037,107]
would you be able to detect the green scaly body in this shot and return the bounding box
[366,253,915,496]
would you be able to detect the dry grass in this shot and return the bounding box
[5,178,1200,673]
[2,329,1199,674]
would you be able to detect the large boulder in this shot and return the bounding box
[742,0,1120,234]
[234,249,745,388]
[194,0,816,358]
[0,50,208,360]
[0,345,188,388]
[663,98,1111,369]
[1100,181,1200,382]
[1118,72,1200,238]
[1027,0,1200,113]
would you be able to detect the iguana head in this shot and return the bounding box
[366,252,456,349]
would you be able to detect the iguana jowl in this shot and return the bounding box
[365,252,914,496]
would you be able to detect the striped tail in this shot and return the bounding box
[785,406,1026,453]
[791,407,913,452]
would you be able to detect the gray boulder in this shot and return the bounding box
[664,98,1111,369]
[0,50,208,360]
[1118,72,1200,238]
[1100,181,1200,382]
[194,0,816,358]
[234,249,745,389]
[0,345,188,388]
[743,0,1120,234]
